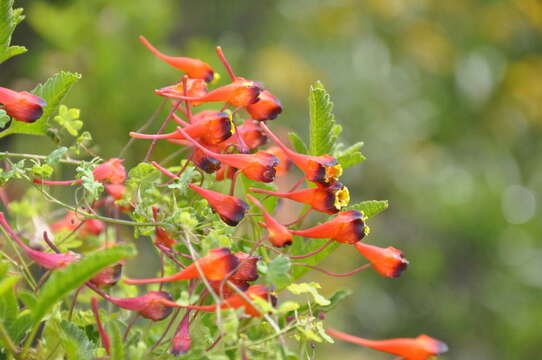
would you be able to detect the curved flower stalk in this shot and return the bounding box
[326,328,448,360]
[260,122,342,185]
[0,86,46,123]
[290,210,369,244]
[139,35,215,82]
[249,181,350,214]
[176,125,279,183]
[354,241,409,278]
[0,212,80,270]
[247,194,293,247]
[188,184,248,226]
[124,248,239,284]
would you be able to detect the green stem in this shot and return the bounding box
[0,321,21,359]
[0,151,82,165]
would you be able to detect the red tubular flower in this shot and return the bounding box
[290,210,368,244]
[326,329,448,360]
[158,78,208,105]
[188,183,248,226]
[171,310,192,355]
[246,90,282,121]
[93,158,126,184]
[247,194,293,247]
[102,290,175,321]
[90,263,123,288]
[124,248,239,285]
[152,207,176,248]
[156,77,262,108]
[176,126,278,183]
[191,148,221,174]
[130,111,233,146]
[219,119,267,151]
[161,284,276,318]
[0,86,46,123]
[139,36,214,82]
[210,252,260,297]
[265,146,291,176]
[249,182,350,214]
[260,122,342,185]
[354,242,409,278]
[104,184,126,201]
[0,212,80,270]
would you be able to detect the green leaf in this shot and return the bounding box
[288,132,309,155]
[348,200,389,218]
[336,142,366,169]
[54,105,82,136]
[46,146,68,164]
[266,256,291,290]
[0,110,10,128]
[0,276,20,298]
[77,161,104,202]
[0,0,27,64]
[127,162,161,187]
[287,282,330,306]
[59,320,94,360]
[32,245,136,325]
[9,310,32,342]
[309,81,340,156]
[0,71,81,139]
[109,321,124,360]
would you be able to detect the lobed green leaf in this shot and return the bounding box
[348,200,389,218]
[309,81,340,156]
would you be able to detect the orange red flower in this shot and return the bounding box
[247,194,293,247]
[246,90,282,121]
[354,242,409,278]
[189,184,248,226]
[290,210,368,244]
[0,86,46,123]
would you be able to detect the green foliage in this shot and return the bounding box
[109,321,124,360]
[32,245,136,326]
[54,105,83,136]
[288,132,309,154]
[77,160,104,203]
[0,0,27,64]
[265,256,291,290]
[0,71,81,138]
[287,282,330,306]
[59,320,95,360]
[336,142,366,169]
[348,200,389,218]
[309,81,341,156]
[0,110,10,128]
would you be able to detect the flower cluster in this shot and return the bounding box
[0,33,447,359]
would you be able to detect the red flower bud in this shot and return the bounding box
[106,290,175,321]
[139,36,214,82]
[326,329,448,360]
[249,182,350,214]
[0,86,46,123]
[104,184,126,201]
[152,207,176,248]
[231,252,260,282]
[90,263,123,288]
[176,126,278,183]
[354,242,409,278]
[50,211,105,237]
[247,195,293,247]
[290,210,368,244]
[189,184,248,226]
[156,77,262,108]
[171,310,192,355]
[191,148,221,173]
[124,248,239,284]
[93,158,126,184]
[246,90,282,121]
[260,122,342,185]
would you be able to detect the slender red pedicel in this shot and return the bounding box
[260,122,342,185]
[0,212,80,269]
[176,126,278,183]
[91,297,111,355]
[0,86,46,123]
[156,77,262,108]
[326,329,448,360]
[249,182,350,214]
[247,195,293,247]
[189,183,248,226]
[139,36,215,82]
[246,90,282,121]
[123,248,239,284]
[290,210,368,244]
[354,242,409,278]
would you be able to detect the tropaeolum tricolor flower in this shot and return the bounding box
[0,86,46,123]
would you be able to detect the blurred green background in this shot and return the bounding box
[2,0,542,359]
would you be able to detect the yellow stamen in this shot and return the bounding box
[325,164,343,183]
[334,186,350,210]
